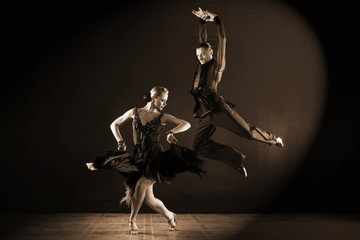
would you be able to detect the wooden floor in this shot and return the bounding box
[0,213,359,240]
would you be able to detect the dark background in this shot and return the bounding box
[268,0,359,213]
[0,0,358,214]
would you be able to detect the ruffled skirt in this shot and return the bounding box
[88,144,206,205]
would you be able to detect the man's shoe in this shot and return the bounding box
[239,165,248,177]
[275,137,284,147]
[86,162,97,171]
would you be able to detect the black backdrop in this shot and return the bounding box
[269,0,359,213]
[0,0,359,213]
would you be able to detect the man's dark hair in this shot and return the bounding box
[196,42,212,49]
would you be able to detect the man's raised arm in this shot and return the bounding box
[213,14,226,73]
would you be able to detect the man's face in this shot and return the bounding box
[196,47,213,64]
[152,93,168,111]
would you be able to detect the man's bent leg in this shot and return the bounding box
[191,115,246,172]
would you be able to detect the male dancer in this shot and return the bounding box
[189,8,284,177]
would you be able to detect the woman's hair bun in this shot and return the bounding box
[142,92,152,102]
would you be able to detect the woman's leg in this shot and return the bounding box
[144,184,173,220]
[129,176,155,222]
[144,184,177,230]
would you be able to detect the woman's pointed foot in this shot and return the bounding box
[168,212,177,231]
[129,221,138,235]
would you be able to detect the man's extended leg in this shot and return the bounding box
[211,104,283,146]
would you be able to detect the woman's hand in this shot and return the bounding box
[166,133,179,144]
[117,141,127,152]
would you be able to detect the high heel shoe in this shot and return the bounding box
[129,221,138,235]
[168,213,177,231]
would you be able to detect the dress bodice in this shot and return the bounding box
[132,108,164,153]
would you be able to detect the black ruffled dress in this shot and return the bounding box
[89,108,206,205]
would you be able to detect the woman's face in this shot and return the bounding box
[152,93,168,111]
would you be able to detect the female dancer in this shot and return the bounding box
[86,86,205,235]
